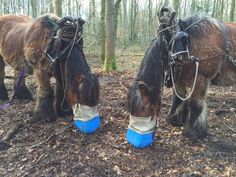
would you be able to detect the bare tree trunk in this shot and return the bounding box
[230,0,235,21]
[122,0,128,46]
[103,0,117,71]
[191,0,196,15]
[100,0,106,65]
[54,0,62,17]
[114,0,122,39]
[31,0,37,18]
[67,0,71,16]
[129,0,138,44]
[49,0,54,13]
[75,0,81,16]
[173,0,180,15]
[148,0,152,42]
[205,0,210,14]
[220,0,224,20]
[212,0,216,17]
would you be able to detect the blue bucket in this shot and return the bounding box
[74,115,101,134]
[126,128,155,148]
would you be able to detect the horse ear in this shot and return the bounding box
[78,18,85,26]
[137,81,149,96]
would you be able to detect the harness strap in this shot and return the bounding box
[218,21,230,56]
[217,21,236,70]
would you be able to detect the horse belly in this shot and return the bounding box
[1,28,27,71]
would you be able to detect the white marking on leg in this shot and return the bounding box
[194,101,207,129]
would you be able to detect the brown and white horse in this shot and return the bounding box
[127,11,236,147]
[0,14,99,124]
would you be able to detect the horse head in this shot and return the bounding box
[126,38,164,148]
[45,17,100,133]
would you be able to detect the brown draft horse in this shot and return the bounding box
[127,8,236,143]
[0,14,99,122]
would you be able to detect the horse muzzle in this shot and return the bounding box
[126,115,157,148]
[72,104,100,133]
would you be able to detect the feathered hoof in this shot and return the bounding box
[0,85,8,100]
[33,110,56,123]
[183,124,208,141]
[14,85,33,100]
[167,114,184,127]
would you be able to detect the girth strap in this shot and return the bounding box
[218,21,230,57]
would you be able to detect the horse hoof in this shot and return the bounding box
[0,85,8,100]
[56,109,73,118]
[15,87,33,100]
[33,111,56,123]
[0,141,11,150]
[167,114,184,127]
[183,126,208,140]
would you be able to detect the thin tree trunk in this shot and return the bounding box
[205,0,210,14]
[114,0,122,39]
[148,0,152,42]
[49,0,54,13]
[191,0,196,15]
[31,0,37,18]
[230,0,235,21]
[54,0,62,17]
[220,0,224,20]
[212,0,216,17]
[173,0,179,16]
[103,0,117,71]
[100,0,106,65]
[122,0,128,46]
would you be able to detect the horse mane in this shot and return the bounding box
[128,38,164,112]
[65,46,91,91]
[179,15,221,38]
[66,46,99,105]
[35,13,60,30]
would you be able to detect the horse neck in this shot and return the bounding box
[136,39,164,99]
[64,42,91,76]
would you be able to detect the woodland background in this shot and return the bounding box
[0,0,235,70]
[0,1,236,176]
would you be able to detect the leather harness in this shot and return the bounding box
[159,14,235,88]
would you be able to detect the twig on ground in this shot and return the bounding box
[2,122,23,142]
[29,123,73,149]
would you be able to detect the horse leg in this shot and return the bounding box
[33,69,56,122]
[13,70,33,100]
[55,80,73,117]
[167,82,188,127]
[0,56,8,100]
[183,76,209,140]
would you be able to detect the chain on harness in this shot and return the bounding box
[44,16,84,111]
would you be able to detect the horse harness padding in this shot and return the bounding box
[45,17,84,111]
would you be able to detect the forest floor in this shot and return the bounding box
[0,55,236,177]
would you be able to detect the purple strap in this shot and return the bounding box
[0,69,26,111]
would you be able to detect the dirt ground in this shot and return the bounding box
[0,55,236,177]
